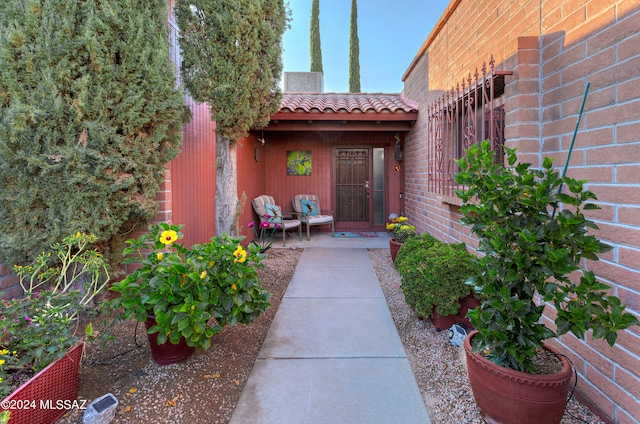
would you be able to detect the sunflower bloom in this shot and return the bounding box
[233,246,247,263]
[160,230,178,245]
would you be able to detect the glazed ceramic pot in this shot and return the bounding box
[144,315,195,366]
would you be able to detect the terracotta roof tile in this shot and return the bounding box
[280,93,418,114]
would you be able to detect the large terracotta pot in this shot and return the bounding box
[1,341,83,424]
[389,238,403,262]
[145,315,195,366]
[430,293,481,331]
[464,331,573,424]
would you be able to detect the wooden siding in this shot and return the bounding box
[237,133,268,242]
[170,101,217,247]
[164,0,217,247]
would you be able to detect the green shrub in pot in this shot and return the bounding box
[394,233,439,309]
[454,140,639,373]
[395,235,477,318]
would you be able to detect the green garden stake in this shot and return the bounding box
[552,82,590,218]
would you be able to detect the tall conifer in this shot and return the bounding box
[310,0,323,73]
[0,0,185,266]
[176,0,289,235]
[349,0,361,92]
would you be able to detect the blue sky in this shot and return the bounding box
[282,0,451,93]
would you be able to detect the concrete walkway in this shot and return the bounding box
[229,233,431,424]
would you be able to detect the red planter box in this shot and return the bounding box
[1,342,83,424]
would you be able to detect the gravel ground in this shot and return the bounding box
[368,248,606,424]
[58,248,302,424]
[56,247,606,423]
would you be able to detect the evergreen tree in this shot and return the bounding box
[349,0,361,92]
[310,0,323,73]
[176,0,289,236]
[0,0,185,267]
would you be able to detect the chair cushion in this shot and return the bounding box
[264,204,283,223]
[304,214,333,225]
[300,199,319,216]
[280,219,302,229]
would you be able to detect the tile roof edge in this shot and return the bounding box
[400,92,420,110]
[282,92,402,96]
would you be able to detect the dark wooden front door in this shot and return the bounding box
[335,148,371,228]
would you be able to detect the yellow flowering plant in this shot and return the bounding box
[386,216,417,243]
[109,223,271,350]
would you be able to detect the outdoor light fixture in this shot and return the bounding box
[255,131,265,162]
[394,133,403,162]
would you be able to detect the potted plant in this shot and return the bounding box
[395,234,479,330]
[386,215,416,262]
[454,140,639,424]
[1,233,110,424]
[109,223,271,365]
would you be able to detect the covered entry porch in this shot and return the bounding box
[247,93,417,232]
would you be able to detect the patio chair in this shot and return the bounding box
[251,195,301,247]
[292,194,335,240]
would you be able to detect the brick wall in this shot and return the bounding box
[0,264,21,300]
[403,0,640,422]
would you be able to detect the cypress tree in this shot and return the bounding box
[310,0,323,73]
[349,0,361,92]
[176,0,289,235]
[0,0,185,267]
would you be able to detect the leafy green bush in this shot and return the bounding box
[394,232,439,272]
[396,235,477,317]
[109,224,271,350]
[455,140,639,372]
[0,0,186,267]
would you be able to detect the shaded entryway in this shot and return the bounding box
[250,93,417,232]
